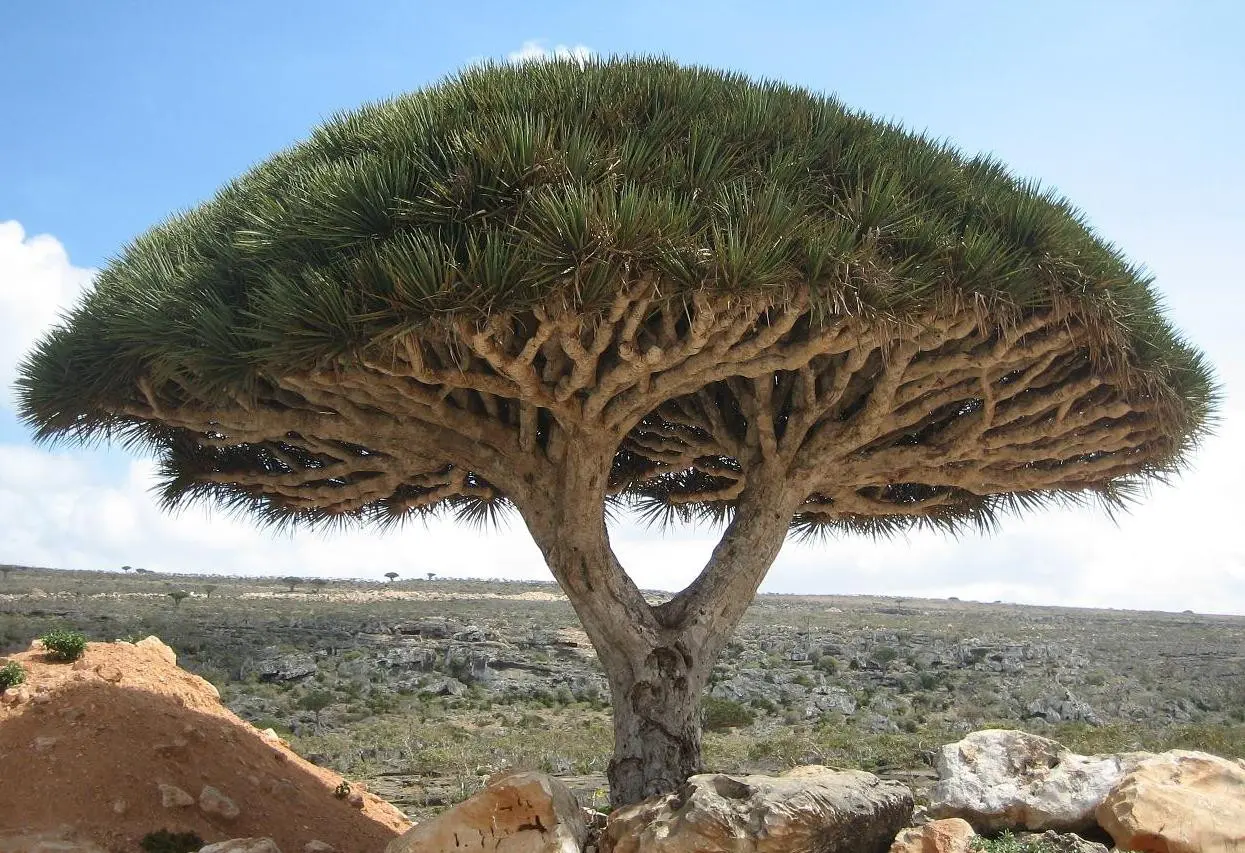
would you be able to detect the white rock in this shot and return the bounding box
[197,840,282,853]
[199,784,241,820]
[603,765,914,853]
[928,730,1144,833]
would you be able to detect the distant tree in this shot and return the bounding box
[426,572,436,582]
[16,61,1214,805]
[135,568,152,575]
[167,590,190,608]
[121,565,132,573]
[203,584,218,598]
[384,572,399,583]
[298,690,334,725]
[310,578,329,593]
[0,566,13,581]
[282,576,302,593]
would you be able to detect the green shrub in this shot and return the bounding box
[703,696,755,732]
[970,830,1077,853]
[0,660,26,690]
[140,829,204,853]
[40,628,87,662]
[816,656,839,675]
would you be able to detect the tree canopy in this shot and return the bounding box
[18,57,1214,540]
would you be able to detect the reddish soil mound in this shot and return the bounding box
[0,638,411,852]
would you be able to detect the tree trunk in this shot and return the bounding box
[606,639,708,805]
[520,443,799,807]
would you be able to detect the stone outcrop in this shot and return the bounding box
[602,766,913,853]
[1096,750,1245,853]
[385,770,586,853]
[200,785,241,820]
[889,818,976,853]
[928,730,1141,832]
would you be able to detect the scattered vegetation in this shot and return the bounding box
[0,660,26,690]
[1,567,1241,820]
[40,628,87,662]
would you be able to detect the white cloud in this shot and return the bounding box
[0,221,96,410]
[508,40,592,65]
[0,220,1240,614]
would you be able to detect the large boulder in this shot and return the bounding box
[385,770,586,853]
[602,766,913,853]
[928,730,1141,833]
[254,653,317,683]
[1096,750,1245,853]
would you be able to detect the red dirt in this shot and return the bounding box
[0,638,411,853]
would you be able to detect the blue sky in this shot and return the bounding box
[2,2,1243,611]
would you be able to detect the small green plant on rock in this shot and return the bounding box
[334,780,351,799]
[0,660,26,690]
[140,829,205,853]
[40,628,87,662]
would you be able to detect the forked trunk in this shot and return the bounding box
[523,447,797,807]
[607,642,708,805]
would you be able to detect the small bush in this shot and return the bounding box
[140,829,205,853]
[334,780,352,798]
[0,660,26,690]
[41,629,87,662]
[703,696,755,732]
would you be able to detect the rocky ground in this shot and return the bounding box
[2,565,1243,821]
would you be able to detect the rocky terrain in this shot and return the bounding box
[2,565,1243,821]
[3,632,1242,853]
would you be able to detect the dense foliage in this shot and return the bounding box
[19,58,1213,463]
[40,628,87,662]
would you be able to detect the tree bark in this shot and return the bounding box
[521,443,801,806]
[606,634,707,804]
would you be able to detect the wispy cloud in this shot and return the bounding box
[507,40,592,64]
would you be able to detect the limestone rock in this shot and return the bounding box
[386,770,585,853]
[2,685,32,705]
[254,653,317,683]
[158,783,195,808]
[136,636,177,665]
[602,766,913,853]
[1096,750,1245,853]
[928,730,1141,832]
[302,842,335,853]
[199,784,241,820]
[889,818,976,853]
[198,840,282,853]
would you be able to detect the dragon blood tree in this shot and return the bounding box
[18,60,1214,805]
